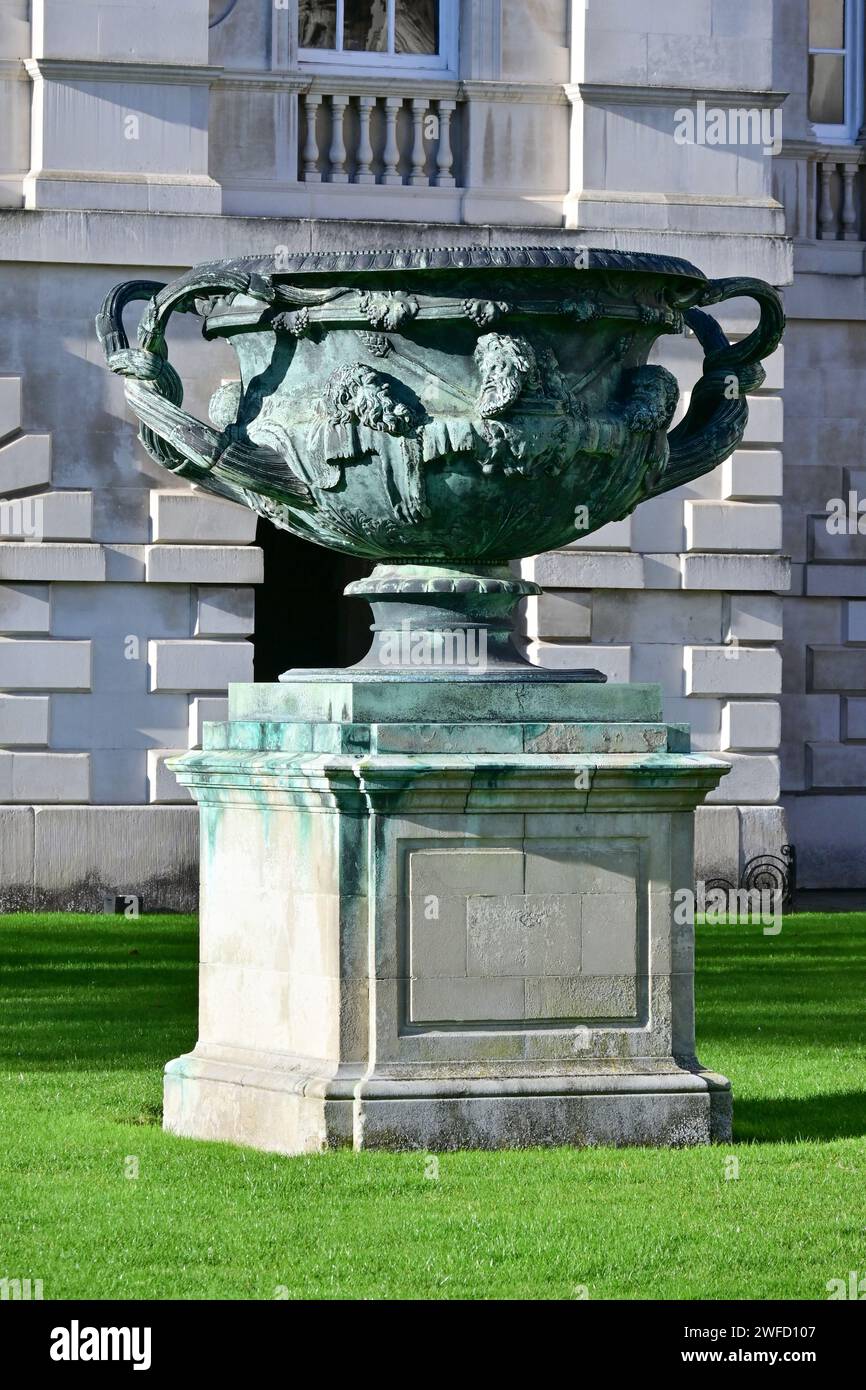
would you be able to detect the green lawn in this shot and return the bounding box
[0,911,864,1300]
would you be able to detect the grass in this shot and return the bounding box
[0,910,864,1300]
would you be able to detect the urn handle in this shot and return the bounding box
[645,276,785,500]
[95,274,314,507]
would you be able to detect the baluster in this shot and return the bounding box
[841,161,860,240]
[435,100,456,188]
[329,93,349,183]
[356,95,376,184]
[805,154,818,240]
[410,97,429,186]
[818,160,837,239]
[302,94,322,183]
[382,96,403,185]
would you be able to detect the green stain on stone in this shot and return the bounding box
[203,803,221,868]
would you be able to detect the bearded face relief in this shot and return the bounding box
[622,365,680,435]
[323,362,417,436]
[474,333,539,419]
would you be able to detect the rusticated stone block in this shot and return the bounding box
[10,752,90,803]
[727,593,783,641]
[150,490,257,544]
[0,377,22,441]
[685,501,782,553]
[148,639,254,693]
[147,749,193,804]
[685,645,782,696]
[597,590,722,643]
[722,449,783,499]
[0,584,50,634]
[0,543,104,582]
[0,695,49,745]
[0,639,91,691]
[0,433,51,493]
[811,646,866,692]
[706,753,780,804]
[682,553,790,592]
[528,589,592,640]
[721,701,781,751]
[195,586,255,637]
[145,545,263,585]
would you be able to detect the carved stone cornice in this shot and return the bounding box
[572,82,788,109]
[212,67,307,92]
[0,58,28,82]
[780,138,865,163]
[19,56,561,106]
[24,58,223,86]
[459,79,568,104]
[305,71,460,100]
[214,71,556,103]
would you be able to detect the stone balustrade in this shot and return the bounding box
[815,150,864,241]
[777,144,865,243]
[298,87,462,188]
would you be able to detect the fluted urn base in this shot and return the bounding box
[322,562,604,678]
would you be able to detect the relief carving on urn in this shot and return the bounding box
[98,246,783,672]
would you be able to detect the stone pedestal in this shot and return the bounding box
[164,677,731,1152]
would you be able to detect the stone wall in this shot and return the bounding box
[0,256,255,909]
[769,0,866,889]
[778,313,866,887]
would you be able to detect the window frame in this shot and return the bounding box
[298,0,459,77]
[809,0,865,142]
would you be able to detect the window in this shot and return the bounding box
[809,0,864,140]
[299,0,458,73]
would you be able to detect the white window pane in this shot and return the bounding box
[809,51,846,122]
[300,0,338,49]
[809,0,846,50]
[344,0,389,52]
[395,0,439,54]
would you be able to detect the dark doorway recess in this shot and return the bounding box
[253,519,372,680]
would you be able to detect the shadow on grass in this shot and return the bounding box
[734,1091,866,1143]
[0,918,198,1071]
[696,913,866,1143]
[697,917,866,1047]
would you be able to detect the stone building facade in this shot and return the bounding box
[0,0,859,904]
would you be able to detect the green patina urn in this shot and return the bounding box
[98,245,783,674]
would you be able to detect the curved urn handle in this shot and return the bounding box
[95,275,314,507]
[644,276,785,501]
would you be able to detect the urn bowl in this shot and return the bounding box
[98,245,783,671]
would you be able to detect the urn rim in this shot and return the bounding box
[191,243,706,284]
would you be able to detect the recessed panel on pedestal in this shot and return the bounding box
[405,838,643,1029]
